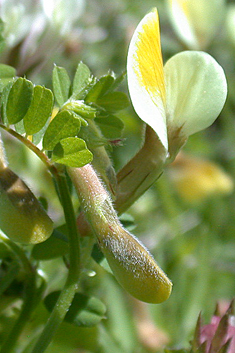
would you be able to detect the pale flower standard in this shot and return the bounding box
[127,8,227,156]
[116,7,227,212]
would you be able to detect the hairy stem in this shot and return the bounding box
[115,125,167,214]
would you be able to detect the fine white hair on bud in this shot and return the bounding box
[99,221,172,304]
[68,164,172,304]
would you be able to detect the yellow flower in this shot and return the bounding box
[127,8,227,159]
[169,153,234,203]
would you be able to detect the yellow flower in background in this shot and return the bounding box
[167,0,225,49]
[127,8,227,160]
[168,153,234,203]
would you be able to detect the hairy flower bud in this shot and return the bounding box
[68,164,172,304]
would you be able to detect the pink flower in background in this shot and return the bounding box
[200,314,235,353]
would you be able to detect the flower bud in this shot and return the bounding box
[68,164,172,304]
[0,167,53,244]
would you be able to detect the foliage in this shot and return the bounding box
[0,0,234,353]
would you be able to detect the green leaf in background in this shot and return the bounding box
[52,137,93,167]
[1,81,13,124]
[32,117,51,145]
[111,71,126,90]
[6,77,33,124]
[44,291,106,327]
[119,213,136,231]
[23,86,54,135]
[164,348,187,353]
[96,92,129,112]
[43,110,81,150]
[72,62,91,100]
[91,243,113,274]
[52,65,71,107]
[0,64,16,92]
[32,229,69,260]
[0,19,5,54]
[14,120,25,134]
[95,115,124,138]
[0,241,12,259]
[85,74,115,103]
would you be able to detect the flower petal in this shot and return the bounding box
[164,51,227,137]
[127,8,168,150]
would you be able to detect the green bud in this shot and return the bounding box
[0,167,53,244]
[68,164,172,304]
[63,99,96,119]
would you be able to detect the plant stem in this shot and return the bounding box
[0,234,37,353]
[0,122,81,352]
[0,124,57,175]
[31,172,81,353]
[0,260,20,297]
[115,125,167,214]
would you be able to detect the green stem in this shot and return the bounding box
[0,260,20,297]
[31,173,81,353]
[0,234,37,353]
[0,124,57,175]
[0,125,81,351]
[115,125,167,214]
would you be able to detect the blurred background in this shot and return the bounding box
[1,0,235,352]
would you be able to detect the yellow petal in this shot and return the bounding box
[127,8,168,150]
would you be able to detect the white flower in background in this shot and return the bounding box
[41,0,85,36]
[167,0,226,50]
[0,0,37,47]
[0,0,85,49]
[226,4,235,48]
[127,8,227,159]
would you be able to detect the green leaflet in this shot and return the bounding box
[72,62,91,100]
[1,81,13,124]
[23,85,54,135]
[6,78,33,124]
[43,110,81,150]
[85,74,115,103]
[0,64,16,92]
[96,91,129,112]
[52,65,71,107]
[95,115,124,138]
[52,137,93,167]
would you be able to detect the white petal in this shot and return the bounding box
[127,9,168,150]
[164,51,227,137]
